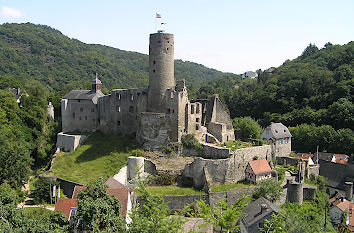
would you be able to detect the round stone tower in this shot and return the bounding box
[147,32,175,112]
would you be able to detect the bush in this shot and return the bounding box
[181,134,203,150]
[31,178,59,204]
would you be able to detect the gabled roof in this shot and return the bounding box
[71,185,130,218]
[332,199,351,212]
[261,122,292,140]
[248,159,272,175]
[55,198,77,221]
[63,90,104,104]
[241,197,281,228]
[104,177,126,188]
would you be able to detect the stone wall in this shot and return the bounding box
[182,145,272,189]
[276,156,298,166]
[162,194,209,211]
[61,99,98,133]
[208,186,257,207]
[99,88,147,135]
[56,132,87,152]
[136,112,171,149]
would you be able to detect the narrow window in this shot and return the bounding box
[130,94,134,101]
[91,108,94,112]
[129,106,134,113]
[153,70,156,73]
[153,60,156,64]
[117,106,121,112]
[191,105,195,114]
[167,108,171,114]
[196,104,200,114]
[196,125,199,130]
[116,93,121,100]
[196,118,200,123]
[78,100,80,103]
[85,116,87,120]
[170,92,174,99]
[72,113,75,119]
[172,109,175,113]
[117,120,121,126]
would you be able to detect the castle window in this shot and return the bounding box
[158,41,161,43]
[116,93,121,100]
[85,116,87,120]
[91,108,94,112]
[153,60,156,64]
[196,104,200,114]
[117,120,121,126]
[129,106,134,113]
[153,70,156,73]
[72,113,75,119]
[167,108,171,114]
[166,48,169,50]
[80,108,83,112]
[172,109,175,113]
[196,125,199,130]
[117,106,121,112]
[191,105,195,114]
[79,117,82,120]
[196,118,200,123]
[130,94,134,101]
[170,92,174,99]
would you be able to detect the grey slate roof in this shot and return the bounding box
[241,197,281,228]
[261,122,292,140]
[104,177,126,188]
[63,90,104,104]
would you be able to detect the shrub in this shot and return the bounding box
[181,134,203,150]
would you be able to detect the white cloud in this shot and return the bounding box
[0,6,23,18]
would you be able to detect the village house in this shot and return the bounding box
[54,198,78,221]
[316,152,349,165]
[295,153,315,166]
[329,193,352,225]
[261,122,292,158]
[239,197,281,233]
[245,159,272,184]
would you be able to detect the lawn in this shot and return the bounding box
[210,181,254,192]
[47,132,139,184]
[146,186,206,196]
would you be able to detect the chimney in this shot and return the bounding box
[260,204,268,214]
[345,182,353,201]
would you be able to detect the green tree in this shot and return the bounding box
[233,117,262,140]
[31,178,58,204]
[196,196,248,233]
[253,179,283,203]
[71,179,125,232]
[128,178,185,233]
[260,213,286,233]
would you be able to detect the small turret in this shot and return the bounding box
[92,73,102,92]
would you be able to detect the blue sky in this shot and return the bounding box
[0,0,353,73]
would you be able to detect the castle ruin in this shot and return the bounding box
[61,32,235,148]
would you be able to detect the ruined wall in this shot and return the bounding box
[182,145,272,189]
[99,89,147,135]
[136,112,171,149]
[61,99,98,133]
[162,194,209,211]
[56,133,87,152]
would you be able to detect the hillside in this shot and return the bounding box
[197,42,354,155]
[0,23,230,92]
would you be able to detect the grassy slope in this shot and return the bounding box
[48,132,138,184]
[146,186,206,196]
[210,181,254,193]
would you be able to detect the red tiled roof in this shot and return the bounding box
[334,199,351,212]
[72,185,87,199]
[107,188,130,218]
[248,159,272,175]
[72,185,130,218]
[295,153,314,159]
[55,198,77,221]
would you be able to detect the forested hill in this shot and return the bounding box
[0,23,228,92]
[198,42,354,154]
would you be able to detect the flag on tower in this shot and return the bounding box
[156,13,161,18]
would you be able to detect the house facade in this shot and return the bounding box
[245,159,272,184]
[261,122,292,158]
